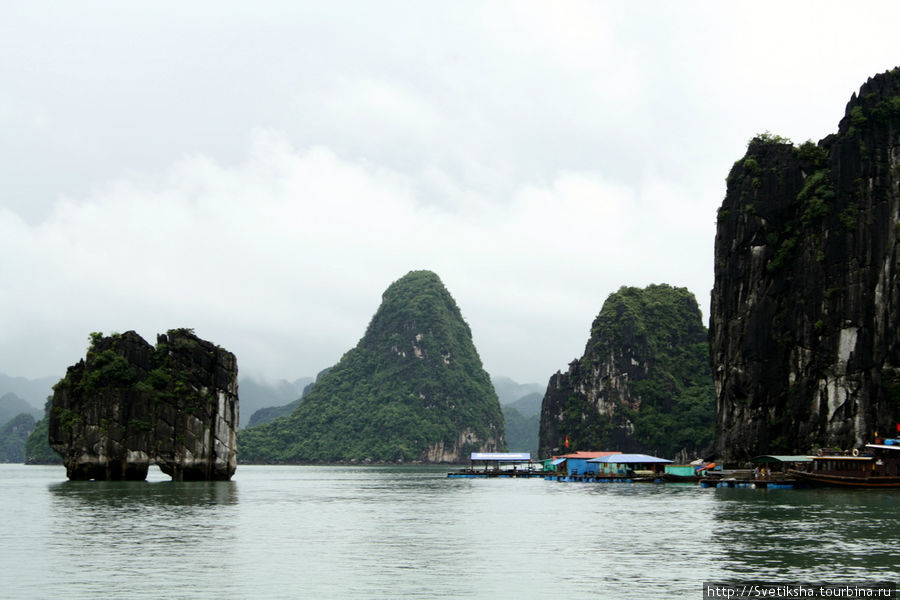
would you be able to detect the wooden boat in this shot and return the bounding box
[787,441,900,488]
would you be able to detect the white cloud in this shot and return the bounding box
[0,131,711,383]
[1,1,898,385]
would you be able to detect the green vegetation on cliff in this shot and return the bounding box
[540,284,714,458]
[0,412,35,462]
[239,271,505,463]
[597,285,713,454]
[24,398,60,464]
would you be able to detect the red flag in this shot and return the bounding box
[564,435,570,449]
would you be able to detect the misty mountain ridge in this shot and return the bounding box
[0,392,43,426]
[0,373,58,410]
[238,376,311,429]
[491,376,544,406]
[506,392,542,418]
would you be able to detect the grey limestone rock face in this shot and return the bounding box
[49,329,238,480]
[538,284,714,459]
[710,69,900,462]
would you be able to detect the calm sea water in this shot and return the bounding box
[1,464,897,599]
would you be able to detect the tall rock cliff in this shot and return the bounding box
[538,284,714,459]
[239,270,505,463]
[711,68,900,462]
[49,329,238,480]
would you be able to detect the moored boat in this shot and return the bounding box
[788,441,900,488]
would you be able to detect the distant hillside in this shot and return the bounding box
[246,368,329,428]
[0,373,58,410]
[492,376,544,405]
[492,379,542,454]
[507,391,542,418]
[239,270,506,463]
[25,398,60,464]
[238,376,311,429]
[0,392,42,425]
[502,405,539,456]
[0,413,36,463]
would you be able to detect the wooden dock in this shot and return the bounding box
[447,469,546,478]
[547,474,663,483]
[448,467,810,488]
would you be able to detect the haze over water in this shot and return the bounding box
[2,464,897,599]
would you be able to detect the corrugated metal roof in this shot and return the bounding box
[587,453,672,464]
[470,452,531,461]
[559,451,621,459]
[550,458,567,465]
[750,455,813,463]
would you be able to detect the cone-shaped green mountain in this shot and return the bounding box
[239,270,506,463]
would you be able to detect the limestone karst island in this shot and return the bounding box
[49,329,238,481]
[10,68,900,488]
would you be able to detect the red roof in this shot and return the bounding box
[557,451,621,459]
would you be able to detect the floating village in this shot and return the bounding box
[448,438,900,489]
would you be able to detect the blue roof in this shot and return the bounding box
[550,458,567,465]
[470,452,531,461]
[587,454,672,464]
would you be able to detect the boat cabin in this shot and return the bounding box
[788,440,900,487]
[810,443,900,476]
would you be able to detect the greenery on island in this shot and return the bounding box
[726,131,839,276]
[556,284,715,457]
[0,412,36,463]
[246,397,302,428]
[239,271,505,463]
[24,398,61,464]
[502,404,539,456]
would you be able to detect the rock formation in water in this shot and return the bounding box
[239,270,505,463]
[711,68,900,462]
[538,284,715,459]
[49,329,238,480]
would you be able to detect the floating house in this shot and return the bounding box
[587,453,673,477]
[447,452,539,478]
[553,451,622,476]
[469,452,532,471]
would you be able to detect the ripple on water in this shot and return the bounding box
[1,465,898,599]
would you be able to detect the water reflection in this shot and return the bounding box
[6,464,899,600]
[48,479,238,509]
[709,488,900,581]
[42,478,240,600]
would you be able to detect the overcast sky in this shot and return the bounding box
[1,2,898,385]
